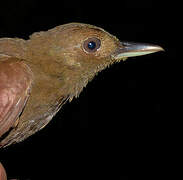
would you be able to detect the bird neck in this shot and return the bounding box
[0,38,27,59]
[23,56,91,102]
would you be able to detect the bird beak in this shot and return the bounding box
[112,41,164,61]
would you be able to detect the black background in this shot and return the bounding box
[0,0,177,179]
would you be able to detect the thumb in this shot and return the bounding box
[0,162,7,180]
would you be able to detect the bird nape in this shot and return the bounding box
[0,23,163,147]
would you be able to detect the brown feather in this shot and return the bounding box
[0,58,33,144]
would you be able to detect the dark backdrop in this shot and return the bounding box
[0,0,176,179]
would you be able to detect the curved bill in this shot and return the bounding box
[112,41,164,61]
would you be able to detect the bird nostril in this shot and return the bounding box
[120,42,131,47]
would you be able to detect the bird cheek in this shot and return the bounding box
[61,52,81,68]
[66,58,81,67]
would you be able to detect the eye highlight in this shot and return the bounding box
[83,37,101,53]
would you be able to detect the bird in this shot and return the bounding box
[0,23,163,147]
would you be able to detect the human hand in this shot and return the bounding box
[0,162,7,180]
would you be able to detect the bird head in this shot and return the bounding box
[27,23,163,98]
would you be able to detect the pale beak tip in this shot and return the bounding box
[158,46,165,52]
[148,45,165,52]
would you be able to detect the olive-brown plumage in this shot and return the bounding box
[0,23,163,147]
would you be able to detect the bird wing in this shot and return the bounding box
[0,56,33,138]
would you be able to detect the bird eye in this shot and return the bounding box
[83,37,101,53]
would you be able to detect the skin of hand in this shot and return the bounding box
[0,23,163,147]
[0,162,7,180]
